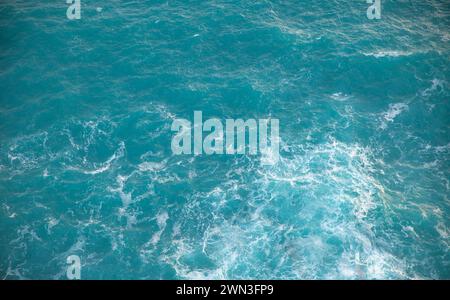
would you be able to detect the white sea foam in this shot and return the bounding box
[330,92,352,101]
[151,211,169,245]
[138,160,166,172]
[2,262,27,280]
[435,222,449,239]
[66,141,125,175]
[46,217,59,234]
[109,173,132,207]
[336,248,407,279]
[362,50,416,58]
[161,139,399,279]
[384,103,409,122]
[380,103,409,129]
[421,79,445,96]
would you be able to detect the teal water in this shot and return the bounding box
[0,0,449,279]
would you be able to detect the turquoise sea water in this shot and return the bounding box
[0,0,449,279]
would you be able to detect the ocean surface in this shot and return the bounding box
[0,0,449,279]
